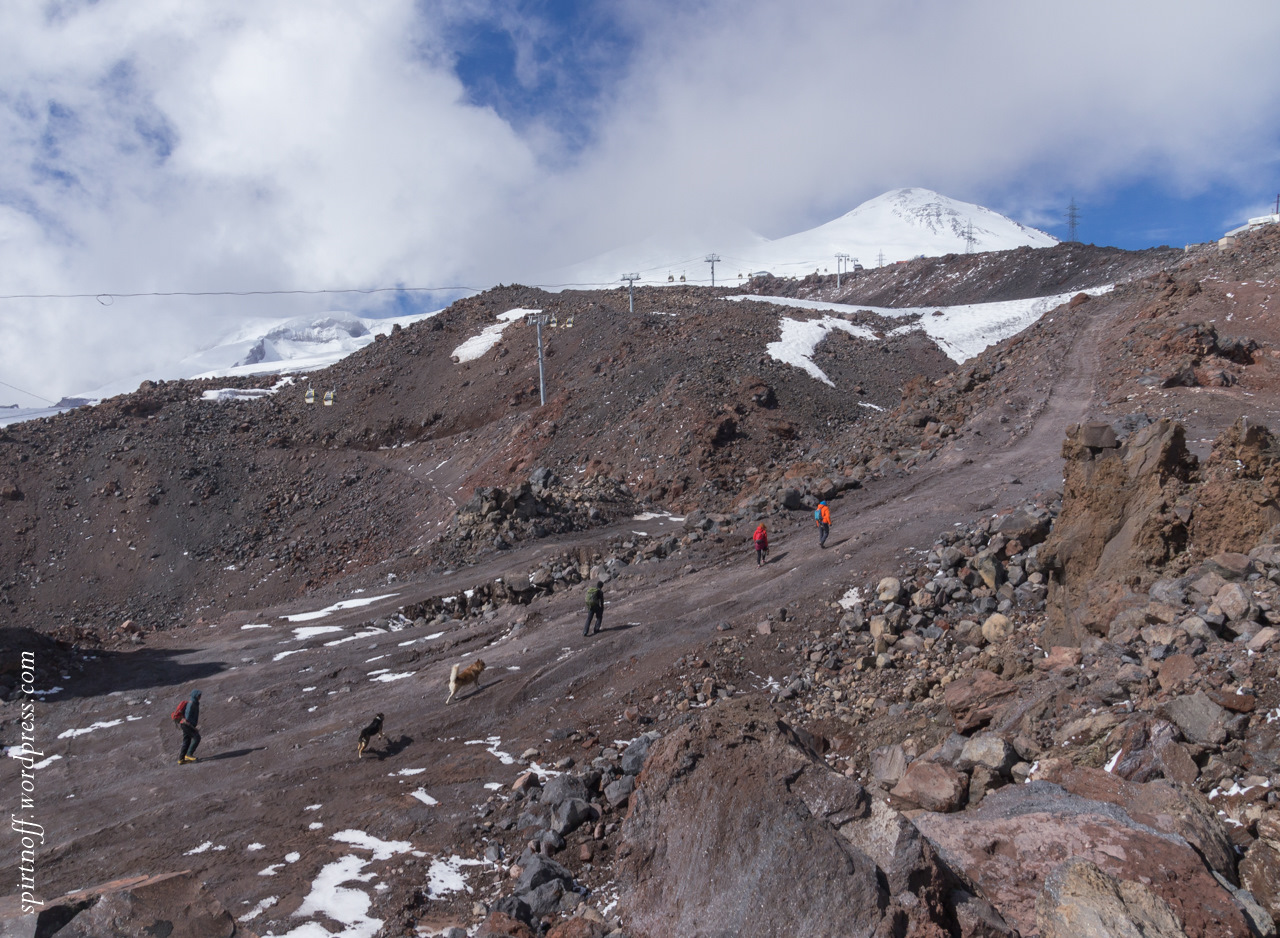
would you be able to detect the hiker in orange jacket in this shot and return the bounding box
[815,501,831,548]
[753,523,769,567]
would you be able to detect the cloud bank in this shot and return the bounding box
[2,0,1279,400]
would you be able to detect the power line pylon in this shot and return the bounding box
[1066,198,1080,242]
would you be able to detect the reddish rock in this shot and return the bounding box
[1111,716,1198,783]
[476,912,537,938]
[618,698,957,937]
[1207,689,1257,713]
[1202,551,1253,580]
[1030,762,1235,880]
[1246,627,1277,651]
[545,918,608,938]
[1215,582,1255,621]
[944,669,1019,733]
[913,782,1253,938]
[891,761,969,813]
[1036,646,1083,672]
[1239,841,1280,928]
[1156,653,1197,691]
[1039,420,1197,644]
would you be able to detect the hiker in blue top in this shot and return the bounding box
[174,689,202,764]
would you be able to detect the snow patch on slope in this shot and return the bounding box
[452,309,538,363]
[737,285,1111,378]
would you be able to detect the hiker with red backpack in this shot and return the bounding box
[753,523,769,566]
[171,689,202,764]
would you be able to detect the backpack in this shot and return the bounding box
[585,586,601,608]
[814,508,821,521]
[171,699,187,724]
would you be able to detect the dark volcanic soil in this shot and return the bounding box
[2,225,1280,936]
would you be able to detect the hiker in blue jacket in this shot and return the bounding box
[175,689,202,764]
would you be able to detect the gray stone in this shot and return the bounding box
[1149,578,1189,606]
[869,744,909,787]
[524,879,566,918]
[958,734,1017,777]
[1159,692,1228,746]
[551,798,599,836]
[621,734,659,775]
[514,854,574,895]
[1179,616,1218,643]
[604,776,635,807]
[541,773,590,806]
[877,577,903,603]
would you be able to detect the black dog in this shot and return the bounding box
[357,713,386,758]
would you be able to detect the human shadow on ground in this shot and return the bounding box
[766,551,789,565]
[590,622,640,635]
[198,746,266,763]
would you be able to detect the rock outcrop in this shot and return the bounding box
[617,697,977,937]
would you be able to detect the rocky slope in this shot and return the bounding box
[3,223,1280,938]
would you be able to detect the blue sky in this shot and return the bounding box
[1,0,1280,401]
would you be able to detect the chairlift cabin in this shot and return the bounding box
[304,387,316,404]
[323,389,335,406]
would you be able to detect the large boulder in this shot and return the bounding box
[912,782,1253,937]
[1030,762,1236,883]
[1039,419,1197,645]
[1036,857,1189,938]
[1,871,239,938]
[1041,418,1280,645]
[617,698,961,937]
[890,761,968,813]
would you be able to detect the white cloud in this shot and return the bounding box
[564,0,1280,244]
[1,0,1279,401]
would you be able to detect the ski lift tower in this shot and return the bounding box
[525,310,550,406]
[621,273,639,313]
[705,254,720,287]
[835,253,851,289]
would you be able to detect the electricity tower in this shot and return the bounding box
[705,254,720,287]
[1066,198,1080,242]
[963,220,977,253]
[621,273,639,312]
[877,250,886,268]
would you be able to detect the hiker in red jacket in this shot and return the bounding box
[753,524,769,567]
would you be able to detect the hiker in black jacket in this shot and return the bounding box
[176,689,202,764]
[582,581,605,636]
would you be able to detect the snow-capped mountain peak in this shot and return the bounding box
[553,188,1056,288]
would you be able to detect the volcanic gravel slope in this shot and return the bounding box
[2,227,1280,936]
